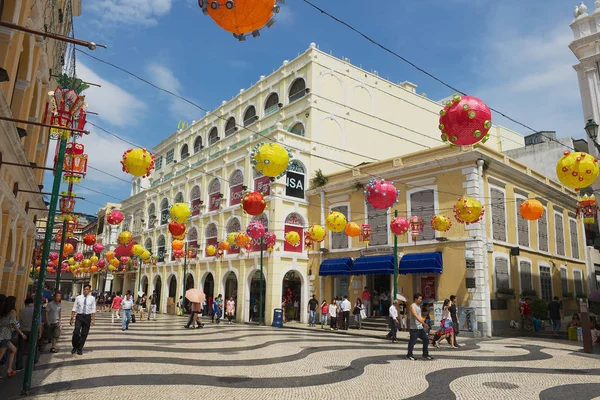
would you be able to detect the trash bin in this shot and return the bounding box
[272,308,283,328]
[568,326,578,341]
[533,318,541,332]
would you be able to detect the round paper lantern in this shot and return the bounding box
[390,216,410,235]
[131,244,145,256]
[110,258,120,267]
[439,94,492,147]
[97,259,106,269]
[247,220,265,239]
[285,231,301,247]
[170,203,191,223]
[120,148,156,177]
[218,240,231,251]
[82,259,91,268]
[107,209,124,225]
[408,216,424,242]
[556,151,599,191]
[227,232,238,245]
[83,234,96,246]
[74,252,84,262]
[49,252,59,261]
[114,242,135,258]
[200,0,282,39]
[118,231,133,245]
[67,257,75,266]
[308,225,326,242]
[453,197,485,224]
[92,243,104,253]
[120,256,130,265]
[206,245,217,256]
[105,251,115,261]
[345,222,361,237]
[431,214,452,232]
[108,265,116,272]
[251,142,291,179]
[325,211,347,233]
[263,231,276,249]
[140,250,151,260]
[168,220,187,237]
[91,265,98,273]
[89,255,99,265]
[241,191,267,215]
[519,199,544,221]
[234,232,251,248]
[364,179,400,209]
[64,243,74,254]
[172,240,185,251]
[173,249,185,259]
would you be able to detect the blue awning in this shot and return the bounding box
[319,258,353,276]
[399,252,443,274]
[352,255,396,275]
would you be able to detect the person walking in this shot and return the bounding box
[185,301,204,329]
[213,294,223,324]
[362,287,371,318]
[45,292,62,353]
[341,295,351,330]
[449,295,460,346]
[389,299,399,343]
[320,300,329,329]
[399,301,407,331]
[138,293,147,321]
[111,291,122,323]
[226,297,236,324]
[308,295,319,327]
[0,296,28,377]
[432,299,457,349]
[548,296,563,337]
[70,284,96,355]
[328,299,338,330]
[120,291,135,331]
[149,290,158,321]
[406,293,433,361]
[353,298,365,329]
[16,297,41,371]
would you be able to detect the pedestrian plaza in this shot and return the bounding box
[2,312,599,399]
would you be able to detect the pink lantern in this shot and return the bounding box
[74,252,84,262]
[409,216,424,244]
[173,249,185,259]
[97,259,106,269]
[92,243,104,253]
[390,216,409,235]
[263,231,277,250]
[48,261,55,269]
[49,252,59,261]
[246,220,265,239]
[61,261,69,269]
[107,209,124,225]
[364,179,400,209]
[120,256,130,265]
[439,94,492,146]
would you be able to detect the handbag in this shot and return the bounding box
[353,307,360,315]
[131,313,136,323]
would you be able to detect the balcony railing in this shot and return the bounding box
[264,105,279,116]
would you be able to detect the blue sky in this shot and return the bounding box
[48,0,586,215]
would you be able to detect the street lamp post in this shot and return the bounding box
[182,241,188,314]
[585,119,600,153]
[393,210,398,300]
[259,236,264,325]
[55,220,68,292]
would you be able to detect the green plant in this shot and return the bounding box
[521,289,537,297]
[310,169,328,189]
[530,298,548,320]
[496,287,515,295]
[562,292,574,299]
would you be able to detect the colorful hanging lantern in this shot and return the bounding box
[304,234,314,251]
[285,231,301,247]
[89,255,99,265]
[556,151,599,191]
[360,224,372,244]
[199,0,284,40]
[227,232,239,245]
[107,209,124,225]
[188,246,197,259]
[173,249,185,259]
[62,142,88,184]
[110,258,120,267]
[453,197,485,224]
[106,251,116,261]
[83,234,96,246]
[82,259,91,268]
[263,231,276,251]
[92,243,104,253]
[218,240,231,251]
[48,74,88,139]
[206,245,217,256]
[131,244,145,256]
[431,214,452,232]
[246,220,265,239]
[140,250,151,260]
[217,248,225,258]
[390,216,410,235]
[170,203,191,223]
[74,252,84,262]
[121,148,156,178]
[364,179,400,209]
[168,220,187,237]
[49,252,59,262]
[308,225,326,242]
[172,240,185,251]
[241,191,267,215]
[409,216,424,243]
[325,211,347,233]
[59,196,76,214]
[251,142,292,180]
[67,257,75,266]
[577,194,599,225]
[90,265,98,273]
[97,259,106,269]
[120,256,130,265]
[234,232,252,248]
[118,231,133,245]
[519,199,544,221]
[439,94,492,147]
[345,222,361,237]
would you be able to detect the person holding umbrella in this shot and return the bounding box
[184,288,206,329]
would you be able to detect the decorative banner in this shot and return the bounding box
[209,191,221,212]
[421,276,436,300]
[230,184,244,206]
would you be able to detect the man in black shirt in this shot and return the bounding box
[548,296,562,337]
[307,295,319,327]
[149,291,158,321]
[449,295,460,347]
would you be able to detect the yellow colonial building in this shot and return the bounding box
[306,146,589,335]
[0,1,82,305]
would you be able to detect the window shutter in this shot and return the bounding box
[519,261,532,291]
[539,266,552,303]
[574,270,584,295]
[570,219,579,259]
[555,214,565,256]
[331,206,349,249]
[560,268,568,294]
[516,198,529,247]
[410,190,435,240]
[491,189,506,241]
[494,257,509,290]
[538,213,548,252]
[367,203,388,245]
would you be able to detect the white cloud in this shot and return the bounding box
[146,63,200,122]
[88,0,173,27]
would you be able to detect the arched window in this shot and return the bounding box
[264,93,280,115]
[243,105,257,127]
[193,136,203,153]
[147,203,156,229]
[289,122,305,136]
[208,178,221,212]
[251,213,269,251]
[229,170,244,206]
[284,213,304,253]
[175,192,184,204]
[191,185,201,216]
[180,144,189,160]
[226,218,241,254]
[187,228,198,258]
[205,223,218,257]
[133,209,143,235]
[288,78,307,103]
[208,127,219,146]
[225,117,237,137]
[160,198,169,225]
[157,235,166,262]
[285,160,305,199]
[144,237,153,254]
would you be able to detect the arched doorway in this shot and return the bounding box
[249,270,266,323]
[203,273,214,316]
[153,276,162,314]
[141,276,149,296]
[168,275,177,314]
[224,271,238,303]
[282,270,302,323]
[184,273,195,314]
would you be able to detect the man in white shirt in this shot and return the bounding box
[341,296,352,330]
[389,299,399,343]
[70,284,96,355]
[406,293,432,361]
[120,291,135,331]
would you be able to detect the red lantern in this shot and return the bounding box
[360,224,372,244]
[120,256,130,265]
[263,231,276,250]
[241,191,267,216]
[409,216,424,244]
[439,94,492,147]
[168,220,187,237]
[364,179,400,209]
[83,234,96,246]
[59,197,76,213]
[390,216,409,235]
[63,142,88,184]
[107,209,124,225]
[246,220,265,239]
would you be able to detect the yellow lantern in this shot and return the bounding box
[110,258,120,267]
[453,197,484,224]
[227,232,238,244]
[234,232,251,248]
[141,250,151,260]
[556,151,599,191]
[308,225,326,242]
[206,245,217,256]
[121,148,156,177]
[131,244,145,256]
[108,265,116,272]
[251,142,291,179]
[285,231,301,247]
[345,222,361,237]
[82,259,91,268]
[431,214,452,232]
[68,257,75,265]
[89,255,99,265]
[325,211,347,233]
[118,231,133,245]
[170,203,191,223]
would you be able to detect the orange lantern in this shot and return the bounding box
[172,240,185,251]
[519,199,544,221]
[345,222,361,238]
[235,232,251,248]
[62,142,88,184]
[218,240,231,251]
[63,243,74,254]
[105,251,115,261]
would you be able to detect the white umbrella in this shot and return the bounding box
[138,290,144,297]
[396,294,407,302]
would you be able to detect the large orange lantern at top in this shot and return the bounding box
[345,222,361,238]
[199,0,283,40]
[519,199,544,221]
